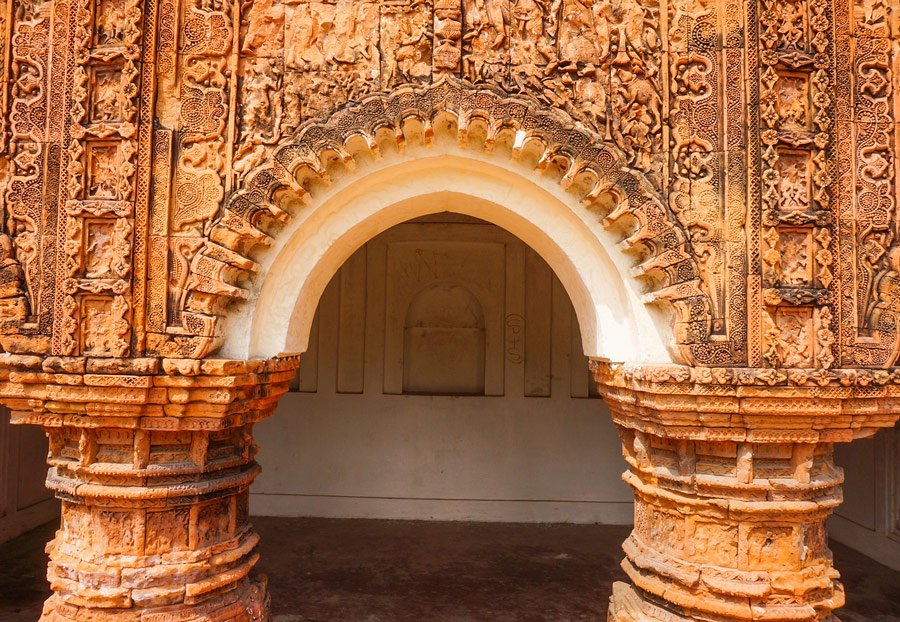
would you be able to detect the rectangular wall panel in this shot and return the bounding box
[524,248,552,398]
[316,278,341,395]
[295,313,319,393]
[570,306,590,399]
[337,247,367,394]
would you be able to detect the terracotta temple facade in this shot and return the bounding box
[0,0,899,620]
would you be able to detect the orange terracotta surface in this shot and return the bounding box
[0,0,899,620]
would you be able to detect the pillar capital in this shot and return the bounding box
[592,361,900,443]
[592,360,900,622]
[0,354,299,430]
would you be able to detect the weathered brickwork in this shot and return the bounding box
[0,0,897,620]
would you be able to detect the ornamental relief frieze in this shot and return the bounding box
[836,0,900,367]
[1,0,56,348]
[2,7,900,622]
[751,0,839,370]
[51,0,143,358]
[1,6,900,621]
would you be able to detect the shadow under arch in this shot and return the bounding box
[219,153,675,364]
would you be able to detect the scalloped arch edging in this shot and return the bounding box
[158,78,713,364]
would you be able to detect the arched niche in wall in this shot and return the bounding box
[383,237,505,396]
[290,213,601,401]
[402,282,486,396]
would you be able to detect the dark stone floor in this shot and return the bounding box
[1,517,899,621]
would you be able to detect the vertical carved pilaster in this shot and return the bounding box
[666,0,748,366]
[433,0,462,77]
[754,0,838,372]
[0,0,54,350]
[51,0,144,357]
[838,0,900,367]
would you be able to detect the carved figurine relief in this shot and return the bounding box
[234,57,282,177]
[241,0,284,58]
[509,0,554,65]
[91,70,123,123]
[284,0,380,72]
[775,74,810,131]
[381,2,433,87]
[1,2,900,622]
[777,153,811,213]
[461,0,508,82]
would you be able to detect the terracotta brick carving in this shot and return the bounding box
[593,360,899,621]
[0,354,296,620]
[0,0,898,620]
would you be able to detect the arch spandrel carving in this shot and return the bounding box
[2,0,897,371]
[164,79,716,365]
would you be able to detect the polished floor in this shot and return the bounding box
[1,517,899,621]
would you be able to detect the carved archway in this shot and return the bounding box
[164,79,713,364]
[237,164,671,363]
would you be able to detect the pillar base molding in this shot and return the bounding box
[41,575,270,622]
[607,582,841,622]
[609,582,698,622]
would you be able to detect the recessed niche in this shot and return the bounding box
[402,282,486,395]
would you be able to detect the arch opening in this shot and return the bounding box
[251,212,633,525]
[221,151,676,365]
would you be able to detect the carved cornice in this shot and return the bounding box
[0,354,299,429]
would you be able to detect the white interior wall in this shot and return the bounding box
[250,215,633,523]
[829,424,900,572]
[0,406,59,544]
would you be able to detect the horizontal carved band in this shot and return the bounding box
[0,355,299,429]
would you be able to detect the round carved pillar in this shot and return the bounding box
[0,355,298,622]
[593,361,900,622]
[42,424,267,621]
[612,427,843,622]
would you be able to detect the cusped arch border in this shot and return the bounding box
[163,79,724,365]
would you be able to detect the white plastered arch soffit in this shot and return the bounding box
[187,79,711,364]
[233,156,668,363]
